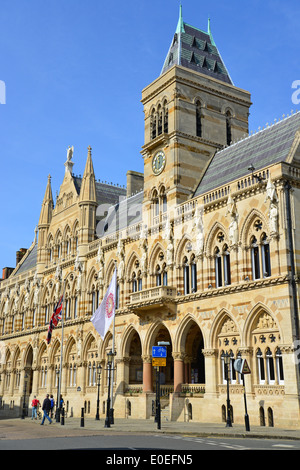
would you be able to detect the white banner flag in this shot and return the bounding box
[91,269,117,340]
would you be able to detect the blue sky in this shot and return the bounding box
[0,0,299,270]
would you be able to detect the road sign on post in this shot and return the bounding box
[152,358,166,367]
[152,346,167,358]
[234,358,251,375]
[234,358,251,432]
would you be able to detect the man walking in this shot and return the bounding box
[41,394,52,425]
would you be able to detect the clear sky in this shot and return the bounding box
[0,0,299,270]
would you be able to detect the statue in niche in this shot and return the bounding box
[13,283,20,313]
[33,272,41,307]
[139,225,148,274]
[265,175,279,235]
[226,195,239,246]
[163,218,174,267]
[74,251,83,292]
[97,244,105,285]
[117,238,125,281]
[54,265,62,298]
[193,206,204,256]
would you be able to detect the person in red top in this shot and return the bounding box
[31,396,40,420]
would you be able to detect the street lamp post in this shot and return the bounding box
[95,364,102,421]
[21,373,28,419]
[224,352,232,427]
[104,350,115,428]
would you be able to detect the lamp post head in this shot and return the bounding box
[224,351,230,365]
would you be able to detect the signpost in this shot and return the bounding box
[234,358,251,432]
[152,345,168,430]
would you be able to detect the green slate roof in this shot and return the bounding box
[193,111,300,197]
[14,244,38,276]
[161,7,232,84]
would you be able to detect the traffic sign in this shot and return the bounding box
[152,346,167,358]
[234,358,251,375]
[152,357,166,367]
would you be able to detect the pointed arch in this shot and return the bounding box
[104,258,116,288]
[143,319,172,356]
[64,335,77,362]
[209,309,240,350]
[240,208,269,247]
[243,302,282,346]
[126,251,140,280]
[120,324,141,358]
[11,345,21,369]
[82,331,98,361]
[204,221,228,256]
[174,233,193,266]
[148,242,166,275]
[174,313,203,352]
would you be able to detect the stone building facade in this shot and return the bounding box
[0,9,300,427]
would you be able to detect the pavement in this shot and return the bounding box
[1,415,300,442]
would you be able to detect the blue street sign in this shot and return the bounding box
[152,346,167,358]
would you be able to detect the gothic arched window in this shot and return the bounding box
[196,100,202,137]
[226,110,232,145]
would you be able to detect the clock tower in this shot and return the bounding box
[141,7,252,221]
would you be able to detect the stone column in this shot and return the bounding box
[31,366,39,396]
[172,352,184,393]
[142,355,152,393]
[202,349,218,396]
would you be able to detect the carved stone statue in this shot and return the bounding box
[117,238,125,281]
[269,201,279,234]
[265,175,279,235]
[74,251,83,292]
[97,244,105,285]
[67,146,74,162]
[193,206,204,256]
[226,195,239,246]
[139,225,148,274]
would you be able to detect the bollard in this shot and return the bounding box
[80,407,84,427]
[61,407,65,425]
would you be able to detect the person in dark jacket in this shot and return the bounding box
[41,394,52,425]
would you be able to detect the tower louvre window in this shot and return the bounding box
[226,110,232,145]
[196,101,202,137]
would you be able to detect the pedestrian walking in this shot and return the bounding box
[41,394,52,425]
[31,396,40,420]
[50,394,54,419]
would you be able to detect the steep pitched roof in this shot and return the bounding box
[193,111,300,197]
[161,7,232,85]
[13,244,38,276]
[97,191,143,237]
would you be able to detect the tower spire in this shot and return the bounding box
[38,174,54,227]
[79,146,97,203]
[176,3,185,34]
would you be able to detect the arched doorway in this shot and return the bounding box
[129,331,143,385]
[25,347,33,396]
[179,318,205,386]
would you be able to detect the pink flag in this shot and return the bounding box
[91,269,117,340]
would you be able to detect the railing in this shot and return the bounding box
[130,286,177,305]
[124,384,174,397]
[124,385,143,395]
[181,384,205,396]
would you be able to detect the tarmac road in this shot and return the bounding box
[1,416,300,453]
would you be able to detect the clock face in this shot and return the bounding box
[152,151,166,175]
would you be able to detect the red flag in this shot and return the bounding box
[46,295,63,344]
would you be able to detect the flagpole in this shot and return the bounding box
[110,262,117,423]
[56,278,65,423]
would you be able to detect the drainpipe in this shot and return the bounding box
[284,180,300,377]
